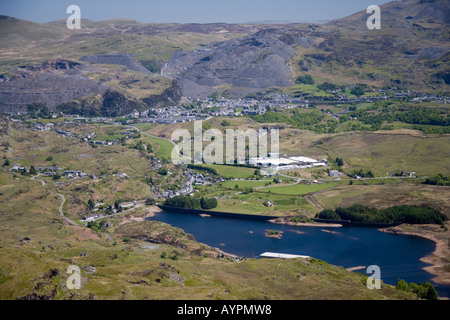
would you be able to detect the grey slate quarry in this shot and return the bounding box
[163,28,317,98]
[80,54,151,74]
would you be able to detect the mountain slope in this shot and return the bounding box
[0,0,448,112]
[163,27,304,97]
[318,0,450,90]
[165,0,449,97]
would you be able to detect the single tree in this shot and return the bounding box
[29,165,37,175]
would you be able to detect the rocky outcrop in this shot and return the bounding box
[100,89,142,117]
[142,80,182,108]
[25,59,81,72]
[115,220,195,249]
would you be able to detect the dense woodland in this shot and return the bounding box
[316,204,447,226]
[422,174,450,186]
[164,195,218,210]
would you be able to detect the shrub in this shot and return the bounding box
[158,168,168,175]
[396,279,408,291]
[295,75,314,85]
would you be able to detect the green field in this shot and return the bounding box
[259,182,338,195]
[199,164,258,179]
[138,134,174,161]
[214,191,316,216]
[220,179,273,189]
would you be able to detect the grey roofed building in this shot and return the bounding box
[328,170,342,178]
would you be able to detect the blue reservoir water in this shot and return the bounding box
[147,210,450,298]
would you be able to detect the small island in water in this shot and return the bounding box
[265,229,283,239]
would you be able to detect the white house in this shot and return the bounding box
[83,214,100,222]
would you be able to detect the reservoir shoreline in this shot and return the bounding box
[379,223,450,287]
[151,205,449,295]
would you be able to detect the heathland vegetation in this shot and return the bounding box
[251,101,450,134]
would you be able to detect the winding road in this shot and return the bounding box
[29,174,78,226]
[56,192,78,226]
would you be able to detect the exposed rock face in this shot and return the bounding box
[0,59,108,113]
[80,54,152,74]
[101,89,141,117]
[25,59,81,72]
[163,28,315,98]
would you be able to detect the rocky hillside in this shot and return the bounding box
[321,0,450,90]
[165,0,449,97]
[0,0,448,113]
[163,27,319,98]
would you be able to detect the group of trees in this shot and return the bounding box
[164,195,218,210]
[317,82,337,92]
[252,109,325,133]
[295,75,370,97]
[316,204,447,226]
[27,102,52,119]
[187,164,218,175]
[396,280,438,300]
[349,84,367,97]
[343,104,450,129]
[87,221,103,232]
[349,169,374,178]
[131,140,153,153]
[423,173,450,186]
[234,184,254,194]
